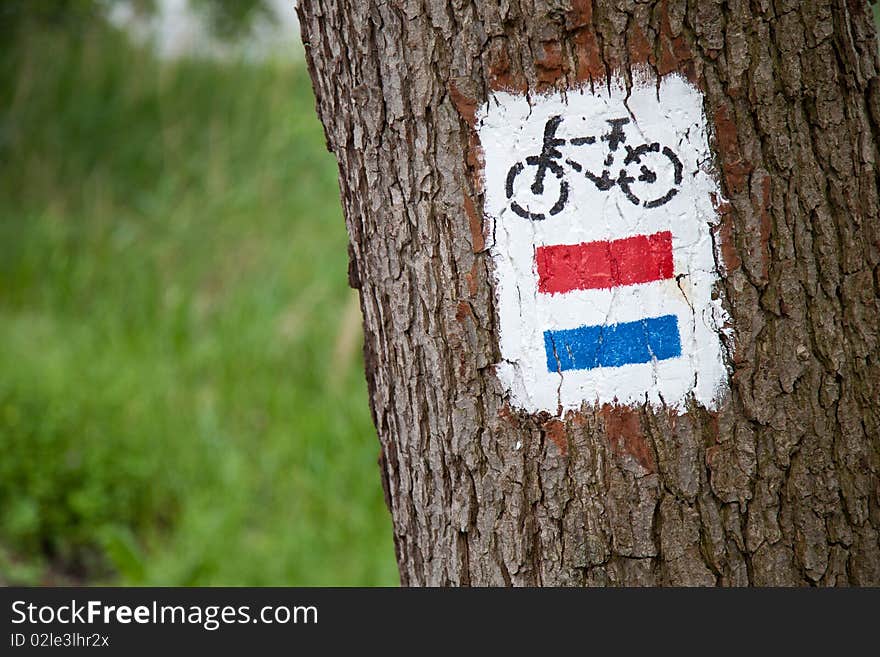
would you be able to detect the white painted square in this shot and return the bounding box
[477,74,730,413]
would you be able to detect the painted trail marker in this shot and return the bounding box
[477,75,730,413]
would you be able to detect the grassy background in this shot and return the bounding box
[0,23,397,585]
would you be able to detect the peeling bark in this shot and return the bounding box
[298,0,880,586]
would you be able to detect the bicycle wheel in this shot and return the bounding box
[617,143,684,208]
[505,157,569,221]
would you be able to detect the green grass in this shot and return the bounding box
[0,24,397,585]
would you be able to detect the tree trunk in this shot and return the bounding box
[297,0,880,586]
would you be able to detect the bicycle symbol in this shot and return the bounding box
[504,116,684,221]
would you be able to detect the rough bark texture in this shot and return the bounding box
[298,0,880,586]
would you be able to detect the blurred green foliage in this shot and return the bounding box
[190,0,277,38]
[0,0,276,44]
[0,19,396,585]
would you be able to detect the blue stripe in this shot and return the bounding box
[544,315,681,372]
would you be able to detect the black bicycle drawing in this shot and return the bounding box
[505,116,684,220]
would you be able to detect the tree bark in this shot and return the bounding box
[297,0,880,586]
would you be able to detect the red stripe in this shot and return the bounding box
[536,231,674,294]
